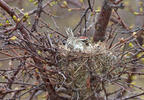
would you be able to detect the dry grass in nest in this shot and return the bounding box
[50,42,123,99]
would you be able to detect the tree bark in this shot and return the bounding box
[93,0,113,42]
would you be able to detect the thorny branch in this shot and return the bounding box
[31,0,43,32]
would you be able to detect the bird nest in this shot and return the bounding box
[52,42,122,99]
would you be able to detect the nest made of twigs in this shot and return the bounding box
[52,42,122,99]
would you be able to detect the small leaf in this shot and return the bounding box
[17,18,20,22]
[140,7,143,12]
[27,20,31,25]
[133,12,139,15]
[23,12,29,21]
[63,1,68,6]
[49,33,53,38]
[129,25,134,29]
[10,36,17,41]
[124,53,131,58]
[130,81,136,87]
[6,20,10,24]
[68,8,72,12]
[35,68,39,73]
[140,95,144,100]
[131,75,137,80]
[49,1,57,6]
[95,7,101,13]
[132,32,137,37]
[21,8,24,11]
[14,87,19,90]
[80,0,84,3]
[0,23,3,26]
[13,15,17,21]
[29,0,34,2]
[37,50,41,55]
[2,76,6,79]
[128,42,134,48]
[24,12,29,17]
[137,52,144,58]
[33,1,38,5]
[140,58,144,63]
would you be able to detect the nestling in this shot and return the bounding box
[65,28,92,52]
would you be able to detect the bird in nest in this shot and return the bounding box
[64,28,94,52]
[59,28,117,62]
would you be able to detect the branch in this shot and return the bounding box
[93,0,113,42]
[0,0,29,39]
[93,0,124,42]
[31,0,43,32]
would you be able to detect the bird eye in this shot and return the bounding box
[81,39,87,42]
[81,40,89,46]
